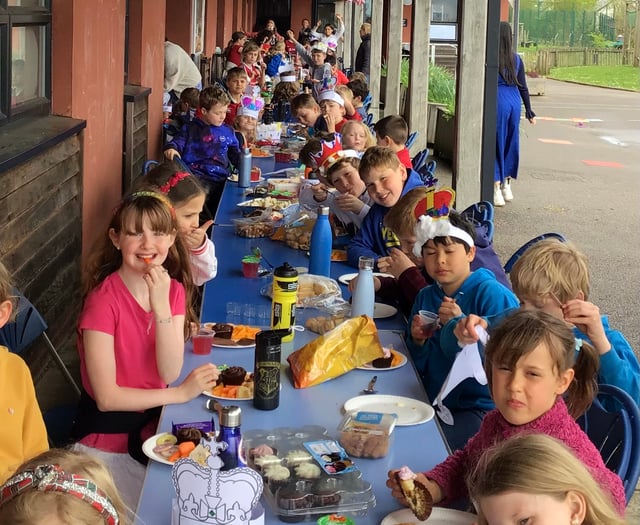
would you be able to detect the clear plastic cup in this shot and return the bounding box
[416,310,440,339]
[192,327,215,355]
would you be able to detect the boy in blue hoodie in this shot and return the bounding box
[346,147,424,269]
[406,201,518,451]
[448,238,640,406]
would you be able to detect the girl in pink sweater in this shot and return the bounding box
[387,310,626,516]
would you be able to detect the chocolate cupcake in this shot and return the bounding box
[294,462,321,480]
[372,348,393,368]
[213,323,234,339]
[220,366,247,386]
[276,487,312,523]
[175,427,203,446]
[264,464,291,492]
[311,489,341,508]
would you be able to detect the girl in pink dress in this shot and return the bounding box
[71,191,219,510]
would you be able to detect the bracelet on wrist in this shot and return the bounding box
[156,317,173,324]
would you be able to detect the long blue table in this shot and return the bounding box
[134,180,450,525]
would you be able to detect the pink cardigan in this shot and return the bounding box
[425,398,626,515]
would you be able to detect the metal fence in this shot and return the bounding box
[520,48,635,75]
[519,9,615,47]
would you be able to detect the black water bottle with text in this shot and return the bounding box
[253,329,288,410]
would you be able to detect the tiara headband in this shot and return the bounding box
[159,172,190,194]
[0,464,119,525]
[114,191,176,219]
[412,187,474,257]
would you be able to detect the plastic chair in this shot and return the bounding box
[412,148,430,174]
[461,201,494,224]
[503,233,567,273]
[143,159,159,175]
[577,384,640,504]
[362,93,372,113]
[405,131,418,149]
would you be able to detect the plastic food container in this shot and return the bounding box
[268,178,302,196]
[243,426,375,523]
[233,217,276,238]
[337,412,397,458]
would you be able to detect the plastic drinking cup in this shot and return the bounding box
[192,328,215,355]
[242,260,260,278]
[417,310,440,339]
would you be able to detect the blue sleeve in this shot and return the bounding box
[266,55,282,77]
[346,210,381,269]
[594,326,640,405]
[515,54,535,119]
[164,122,189,154]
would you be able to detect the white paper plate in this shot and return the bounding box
[374,302,398,319]
[381,507,477,525]
[338,272,394,285]
[202,390,253,401]
[358,350,408,371]
[211,339,256,349]
[141,433,177,466]
[343,395,434,426]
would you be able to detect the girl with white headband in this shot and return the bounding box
[405,188,518,451]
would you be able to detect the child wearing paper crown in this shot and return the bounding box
[318,86,348,133]
[234,95,264,148]
[71,192,219,510]
[387,310,625,517]
[448,238,640,405]
[374,187,511,318]
[298,134,372,236]
[164,86,240,217]
[346,147,424,270]
[403,189,518,451]
[0,261,48,485]
[132,160,217,286]
[0,449,128,525]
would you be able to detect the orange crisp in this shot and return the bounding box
[231,325,261,340]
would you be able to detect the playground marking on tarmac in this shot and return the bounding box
[600,136,626,146]
[581,160,625,168]
[535,117,603,123]
[538,139,573,145]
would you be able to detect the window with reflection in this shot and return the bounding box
[432,0,458,23]
[1,0,51,125]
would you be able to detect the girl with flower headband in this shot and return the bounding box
[134,160,217,286]
[388,310,625,518]
[0,449,128,524]
[404,189,518,450]
[72,192,219,510]
[234,95,264,148]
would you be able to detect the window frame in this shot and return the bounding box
[0,1,52,127]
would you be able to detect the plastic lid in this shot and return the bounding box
[274,262,298,278]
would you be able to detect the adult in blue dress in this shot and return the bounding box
[495,22,536,207]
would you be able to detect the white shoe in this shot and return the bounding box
[494,185,505,207]
[502,180,514,202]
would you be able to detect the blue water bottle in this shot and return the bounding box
[238,148,251,188]
[309,206,332,277]
[216,405,246,471]
[351,256,375,318]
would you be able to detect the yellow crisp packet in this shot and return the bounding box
[287,316,384,388]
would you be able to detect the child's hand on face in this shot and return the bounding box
[438,297,461,325]
[324,113,338,133]
[334,193,363,213]
[183,220,214,250]
[164,149,180,160]
[144,265,172,313]
[561,299,611,354]
[311,183,329,202]
[453,314,488,344]
[376,248,415,279]
[179,363,219,402]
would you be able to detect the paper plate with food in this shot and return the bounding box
[202,323,260,348]
[358,346,407,370]
[142,423,215,466]
[202,366,254,400]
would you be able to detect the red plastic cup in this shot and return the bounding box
[192,328,215,355]
[250,167,261,182]
[242,260,260,278]
[416,310,440,339]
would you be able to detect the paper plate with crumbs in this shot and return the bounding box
[343,395,434,426]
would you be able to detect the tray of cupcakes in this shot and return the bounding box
[244,426,375,522]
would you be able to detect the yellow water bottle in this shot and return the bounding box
[271,262,298,342]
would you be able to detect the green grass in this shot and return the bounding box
[548,65,640,91]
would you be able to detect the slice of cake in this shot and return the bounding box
[396,466,433,521]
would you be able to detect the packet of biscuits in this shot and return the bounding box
[287,316,384,388]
